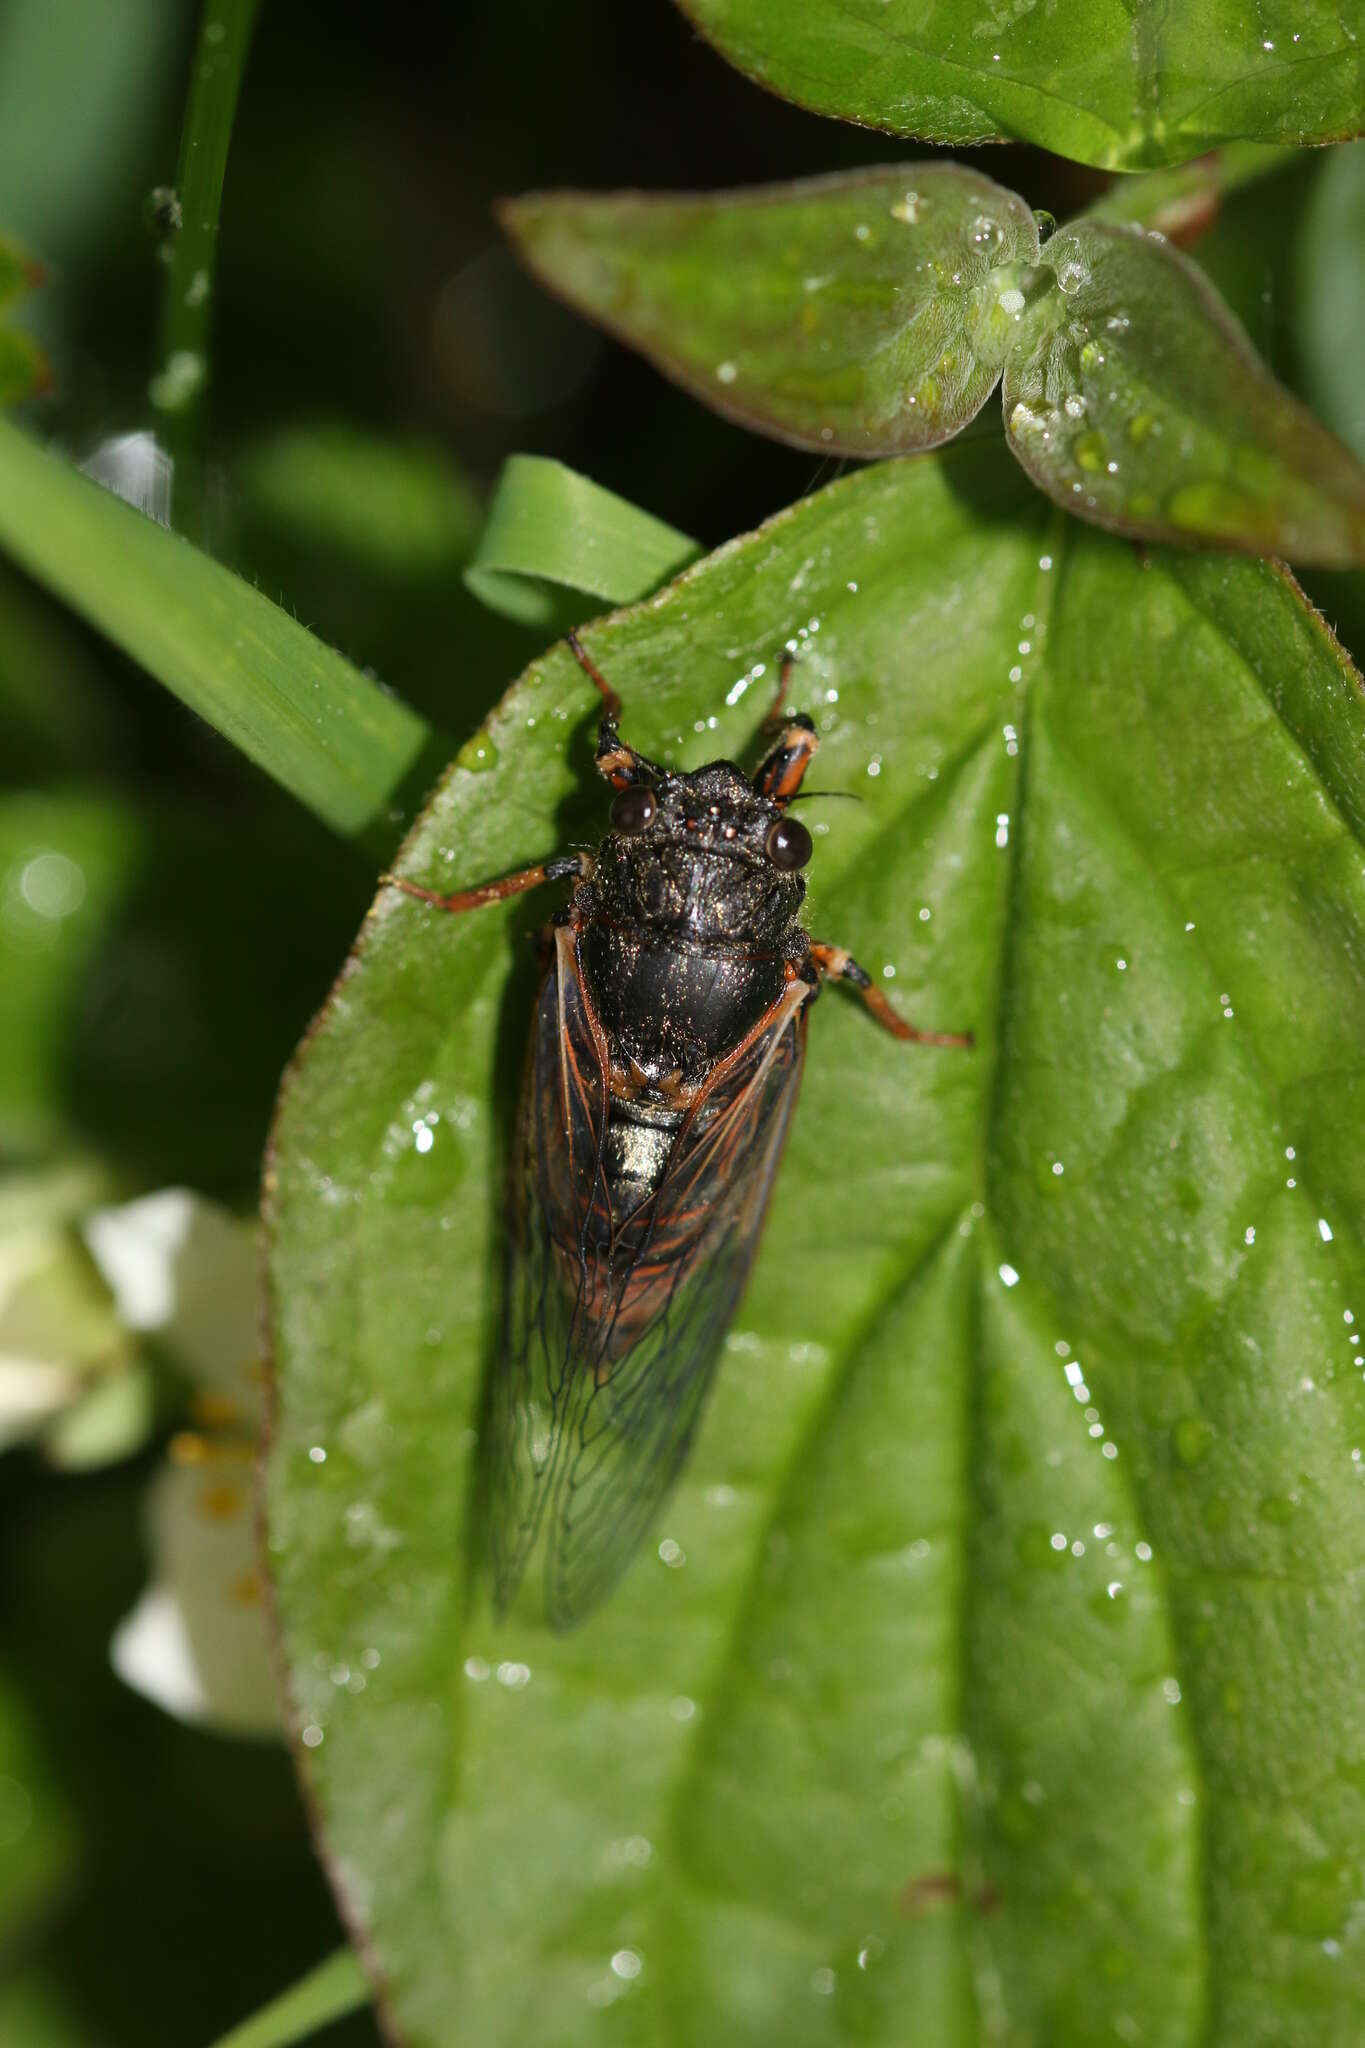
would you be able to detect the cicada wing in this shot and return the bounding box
[487,927,810,1628]
[485,928,611,1610]
[541,978,811,1628]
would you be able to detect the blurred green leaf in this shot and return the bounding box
[674,0,1365,171]
[1084,143,1297,244]
[267,444,1365,2047]
[1296,141,1365,467]
[0,1974,89,2048]
[0,561,126,784]
[1292,142,1365,668]
[0,232,49,405]
[0,0,183,266]
[1003,220,1365,564]
[0,421,433,839]
[204,1950,369,2048]
[465,455,700,624]
[234,424,532,740]
[0,796,146,1160]
[0,791,364,1192]
[0,1663,81,1957]
[0,329,48,406]
[0,233,40,313]
[240,427,482,581]
[505,169,1039,458]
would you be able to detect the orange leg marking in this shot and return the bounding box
[754,715,819,803]
[810,942,973,1047]
[382,853,587,915]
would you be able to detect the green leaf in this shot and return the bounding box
[1296,142,1365,468]
[1084,142,1299,242]
[266,444,1365,2046]
[1291,143,1365,665]
[505,169,1040,457]
[0,328,50,407]
[0,792,365,1189]
[1002,220,1365,565]
[0,421,433,838]
[465,454,701,624]
[674,0,1365,171]
[0,232,42,315]
[0,1662,81,1952]
[204,1948,369,2048]
[238,425,483,580]
[0,557,126,782]
[233,424,537,742]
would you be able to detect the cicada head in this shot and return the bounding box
[598,758,812,947]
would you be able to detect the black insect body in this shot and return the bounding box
[386,632,970,1626]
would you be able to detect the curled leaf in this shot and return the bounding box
[1002,221,1365,565]
[464,455,700,625]
[505,166,1039,456]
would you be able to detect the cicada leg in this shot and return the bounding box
[753,708,818,803]
[566,628,667,793]
[761,651,799,732]
[809,941,973,1048]
[381,852,588,915]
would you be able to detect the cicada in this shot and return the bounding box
[386,634,970,1626]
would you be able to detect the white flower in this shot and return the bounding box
[0,1164,151,1467]
[90,1189,280,1739]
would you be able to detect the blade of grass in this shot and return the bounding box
[0,419,432,837]
[150,0,263,536]
[203,1949,369,2048]
[464,454,700,624]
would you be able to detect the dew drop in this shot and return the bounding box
[1075,431,1108,473]
[1172,1416,1213,1466]
[144,185,182,240]
[456,731,497,774]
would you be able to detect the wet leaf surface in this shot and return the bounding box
[506,167,1038,457]
[1003,221,1365,566]
[267,444,1365,2048]
[508,180,1365,569]
[674,0,1365,172]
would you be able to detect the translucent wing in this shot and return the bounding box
[486,925,809,1627]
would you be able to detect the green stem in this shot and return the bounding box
[1085,143,1296,244]
[203,1948,369,2048]
[150,0,264,537]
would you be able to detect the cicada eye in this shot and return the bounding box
[610,784,657,836]
[765,816,813,871]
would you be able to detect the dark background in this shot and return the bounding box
[0,4,1351,2044]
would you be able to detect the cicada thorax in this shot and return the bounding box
[578,920,789,1080]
